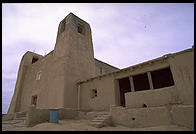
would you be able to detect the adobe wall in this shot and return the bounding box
[59,108,78,119]
[26,106,50,127]
[20,50,65,111]
[110,105,171,128]
[80,74,116,111]
[94,59,119,76]
[170,105,194,129]
[168,49,194,105]
[26,106,79,127]
[8,52,43,114]
[79,56,172,110]
[110,105,194,129]
[79,48,194,111]
[54,13,96,109]
[125,86,179,108]
[8,13,98,112]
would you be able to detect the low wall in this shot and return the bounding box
[170,105,194,130]
[59,108,78,120]
[26,106,50,127]
[125,86,179,108]
[78,111,109,120]
[110,105,171,128]
[26,106,79,126]
[110,105,194,129]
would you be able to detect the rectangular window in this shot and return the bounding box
[133,73,150,91]
[91,89,98,98]
[151,67,174,89]
[77,23,85,35]
[31,95,37,105]
[36,72,41,80]
[100,67,103,74]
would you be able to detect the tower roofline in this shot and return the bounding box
[65,12,90,26]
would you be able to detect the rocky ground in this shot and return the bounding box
[2,119,192,131]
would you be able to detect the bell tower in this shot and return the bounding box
[54,13,96,108]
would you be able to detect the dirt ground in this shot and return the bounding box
[2,119,192,131]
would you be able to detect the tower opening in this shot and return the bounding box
[32,56,39,64]
[77,23,85,35]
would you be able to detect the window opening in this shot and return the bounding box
[31,95,37,105]
[143,104,147,108]
[133,73,150,91]
[36,72,41,80]
[77,23,85,35]
[91,89,98,98]
[151,67,174,89]
[32,56,39,64]
[100,67,103,74]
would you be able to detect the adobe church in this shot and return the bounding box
[6,13,194,129]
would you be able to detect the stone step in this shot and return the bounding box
[102,114,111,117]
[94,116,108,120]
[92,119,105,122]
[97,112,110,116]
[15,112,26,118]
[90,112,112,128]
[90,122,104,128]
[95,115,111,120]
[15,116,26,120]
[2,120,22,124]
[12,121,26,127]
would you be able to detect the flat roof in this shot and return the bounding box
[78,47,193,85]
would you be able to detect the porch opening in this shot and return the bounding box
[118,77,131,107]
[133,73,150,91]
[151,67,174,89]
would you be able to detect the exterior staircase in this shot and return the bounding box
[12,112,27,127]
[2,112,27,127]
[90,112,113,128]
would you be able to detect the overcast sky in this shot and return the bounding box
[2,3,194,114]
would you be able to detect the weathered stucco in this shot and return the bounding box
[80,75,116,111]
[168,50,194,105]
[8,13,119,114]
[7,13,194,129]
[125,86,179,108]
[79,48,194,111]
[110,105,172,128]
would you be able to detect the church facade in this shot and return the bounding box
[7,13,194,129]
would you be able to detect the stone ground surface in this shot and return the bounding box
[2,119,192,131]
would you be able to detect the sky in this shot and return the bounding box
[2,3,194,114]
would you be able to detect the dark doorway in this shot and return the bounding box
[118,77,132,107]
